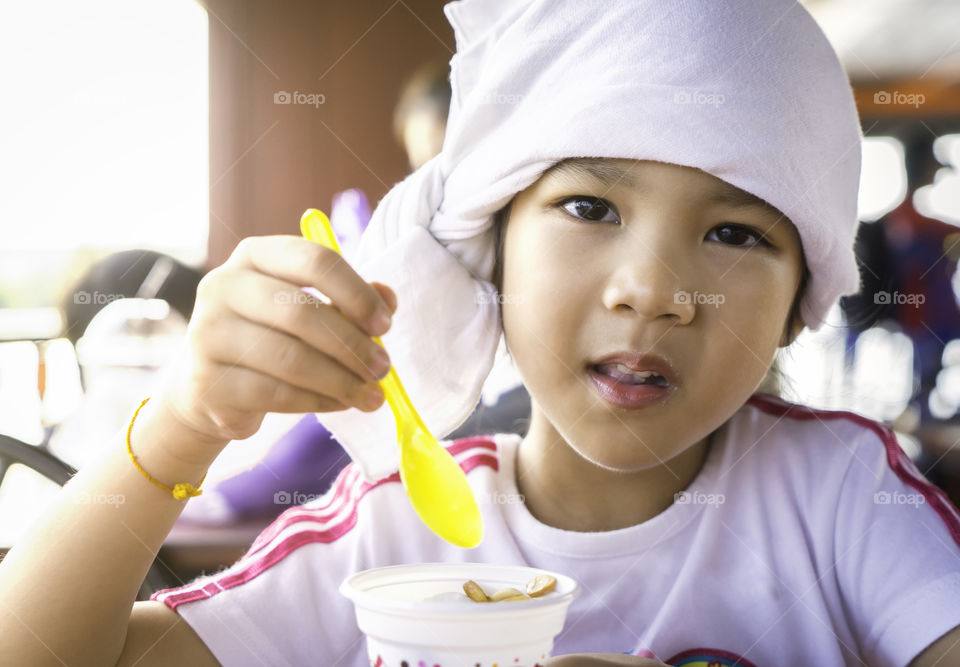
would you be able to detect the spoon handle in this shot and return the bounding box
[300,208,427,432]
[376,363,424,431]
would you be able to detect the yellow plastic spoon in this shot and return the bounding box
[300,208,483,548]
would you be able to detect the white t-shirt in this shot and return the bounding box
[152,393,960,666]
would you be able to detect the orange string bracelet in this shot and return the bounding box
[126,397,206,500]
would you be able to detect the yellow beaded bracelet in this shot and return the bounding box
[126,397,206,500]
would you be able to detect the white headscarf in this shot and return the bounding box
[320,0,863,481]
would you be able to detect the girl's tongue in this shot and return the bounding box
[594,363,669,387]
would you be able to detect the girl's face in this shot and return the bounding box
[501,158,805,472]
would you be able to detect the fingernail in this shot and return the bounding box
[370,310,392,335]
[372,352,391,379]
[362,386,384,410]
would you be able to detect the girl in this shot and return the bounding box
[2,0,959,665]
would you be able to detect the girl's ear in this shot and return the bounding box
[780,312,805,348]
[491,201,513,295]
[780,266,809,348]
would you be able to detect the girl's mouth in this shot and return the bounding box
[587,363,674,409]
[593,363,670,387]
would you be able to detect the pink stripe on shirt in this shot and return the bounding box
[748,392,960,549]
[242,438,497,560]
[242,465,364,560]
[152,438,499,611]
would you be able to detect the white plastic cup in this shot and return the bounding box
[340,562,579,667]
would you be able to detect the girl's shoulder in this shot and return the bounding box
[724,392,903,492]
[733,393,957,525]
[742,391,896,453]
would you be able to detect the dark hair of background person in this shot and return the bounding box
[60,250,203,345]
[903,130,942,194]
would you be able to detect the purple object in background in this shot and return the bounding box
[213,416,350,520]
[330,188,373,259]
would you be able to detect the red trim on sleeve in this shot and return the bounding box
[747,393,960,550]
[150,438,499,611]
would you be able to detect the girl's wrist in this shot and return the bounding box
[130,396,229,479]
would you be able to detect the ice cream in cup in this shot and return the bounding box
[340,562,579,666]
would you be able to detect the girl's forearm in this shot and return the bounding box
[0,399,227,667]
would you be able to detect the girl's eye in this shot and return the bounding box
[707,223,770,248]
[558,196,619,223]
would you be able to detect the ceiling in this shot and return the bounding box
[803,0,960,83]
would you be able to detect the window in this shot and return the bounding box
[0,3,209,524]
[0,0,209,309]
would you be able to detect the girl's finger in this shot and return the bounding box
[231,235,393,336]
[370,281,398,314]
[199,313,385,412]
[222,268,391,383]
[200,363,351,415]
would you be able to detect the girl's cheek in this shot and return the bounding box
[503,227,562,305]
[707,252,799,313]
[713,294,789,368]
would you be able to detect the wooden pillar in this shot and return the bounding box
[201,0,454,270]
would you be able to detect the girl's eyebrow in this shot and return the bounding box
[705,182,785,218]
[545,158,785,218]
[544,159,641,189]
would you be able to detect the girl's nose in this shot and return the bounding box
[600,242,696,325]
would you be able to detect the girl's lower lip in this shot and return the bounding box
[587,366,674,409]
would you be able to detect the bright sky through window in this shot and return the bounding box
[0,0,208,265]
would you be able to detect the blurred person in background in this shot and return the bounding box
[49,251,202,470]
[841,131,960,429]
[60,249,202,353]
[883,132,960,424]
[393,61,451,171]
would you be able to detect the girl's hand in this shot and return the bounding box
[153,235,396,448]
[547,655,669,666]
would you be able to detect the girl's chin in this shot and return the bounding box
[567,438,673,474]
